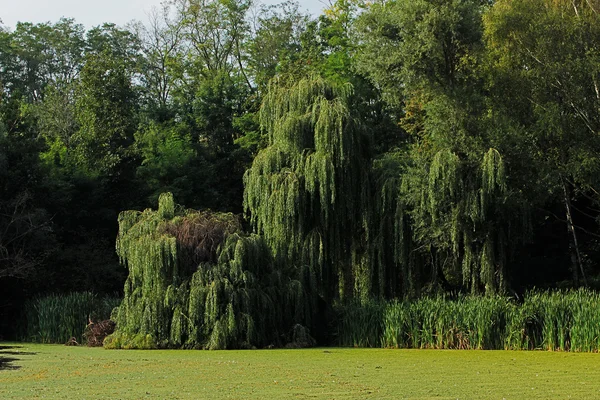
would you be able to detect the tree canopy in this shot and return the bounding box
[1,0,600,344]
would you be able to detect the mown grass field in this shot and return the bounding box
[1,343,600,399]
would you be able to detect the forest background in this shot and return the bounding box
[1,0,600,343]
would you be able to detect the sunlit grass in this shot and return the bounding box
[1,343,600,399]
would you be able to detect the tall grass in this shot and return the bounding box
[22,292,121,344]
[336,300,385,347]
[338,289,600,352]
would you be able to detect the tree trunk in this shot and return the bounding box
[562,179,587,286]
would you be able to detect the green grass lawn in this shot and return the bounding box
[1,343,600,399]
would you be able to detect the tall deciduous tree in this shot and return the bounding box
[356,0,526,294]
[0,19,86,102]
[484,0,600,285]
[73,51,138,176]
[135,4,184,118]
[174,0,252,82]
[0,120,54,280]
[246,0,310,91]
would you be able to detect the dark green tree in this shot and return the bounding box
[484,0,600,285]
[73,51,138,176]
[0,122,54,280]
[355,0,526,295]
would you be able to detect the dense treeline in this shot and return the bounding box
[1,0,599,343]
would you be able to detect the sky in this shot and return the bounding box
[0,0,327,30]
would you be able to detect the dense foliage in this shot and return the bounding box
[1,0,600,346]
[106,193,314,349]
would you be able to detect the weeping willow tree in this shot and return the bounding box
[107,193,311,349]
[370,150,415,299]
[368,147,515,297]
[243,76,373,302]
[421,148,509,293]
[397,95,528,295]
[186,233,315,349]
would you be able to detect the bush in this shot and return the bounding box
[84,319,116,347]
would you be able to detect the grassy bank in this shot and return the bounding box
[1,343,600,399]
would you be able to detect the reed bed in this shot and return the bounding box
[336,300,385,347]
[338,289,600,352]
[22,292,121,344]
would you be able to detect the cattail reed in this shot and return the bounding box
[338,289,600,352]
[22,292,119,344]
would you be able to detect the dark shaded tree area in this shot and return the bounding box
[1,0,600,343]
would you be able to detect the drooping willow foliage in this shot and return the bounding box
[425,147,509,293]
[370,151,414,299]
[244,76,373,302]
[107,193,312,349]
[243,75,522,301]
[399,141,526,295]
[369,147,514,297]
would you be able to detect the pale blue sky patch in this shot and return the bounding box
[0,0,326,30]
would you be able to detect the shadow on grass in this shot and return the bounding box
[0,346,37,370]
[0,356,20,370]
